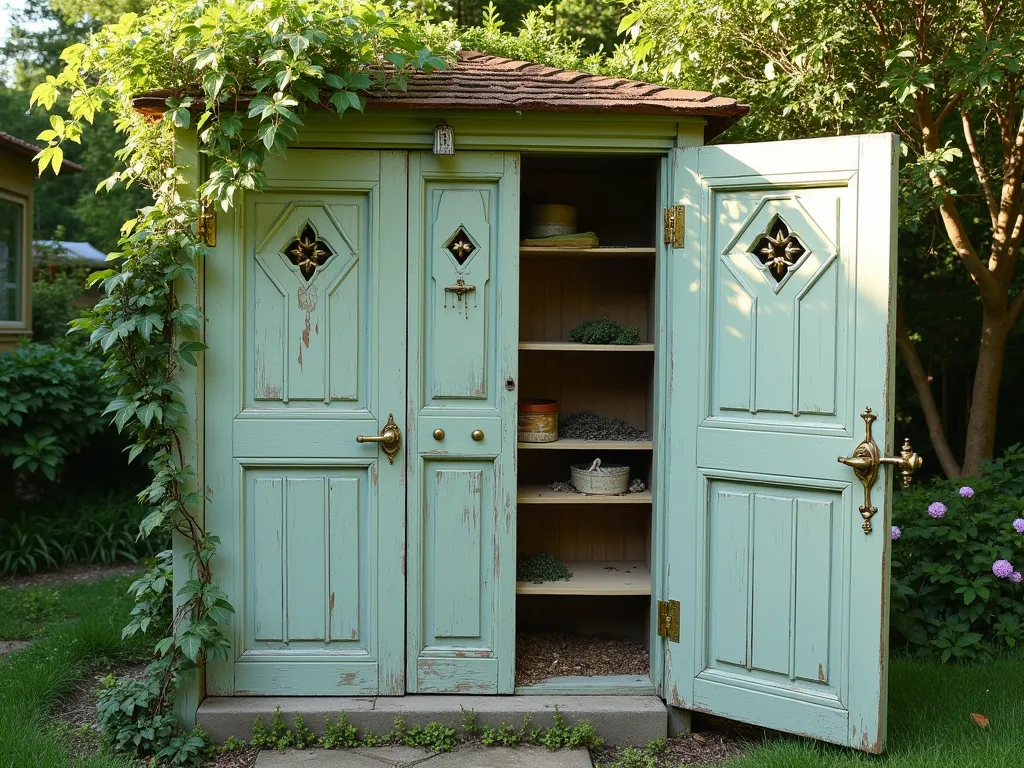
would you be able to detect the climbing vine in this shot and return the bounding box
[32,1,443,762]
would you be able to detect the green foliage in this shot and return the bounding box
[251,706,297,749]
[0,342,108,481]
[568,318,640,345]
[322,713,359,749]
[292,714,318,749]
[29,1,444,761]
[538,707,602,751]
[0,573,152,768]
[95,670,187,761]
[516,552,572,583]
[600,738,668,768]
[460,706,481,736]
[423,3,610,73]
[0,495,168,576]
[891,445,1024,661]
[31,274,87,343]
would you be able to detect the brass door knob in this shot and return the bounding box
[837,407,922,534]
[471,429,484,441]
[433,428,445,441]
[356,413,402,464]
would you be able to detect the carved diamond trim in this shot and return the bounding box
[748,214,809,290]
[284,221,334,281]
[444,225,478,267]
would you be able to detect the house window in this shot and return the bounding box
[0,196,23,323]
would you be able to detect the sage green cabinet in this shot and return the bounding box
[194,125,900,753]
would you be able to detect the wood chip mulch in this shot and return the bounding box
[515,632,649,687]
[207,745,260,768]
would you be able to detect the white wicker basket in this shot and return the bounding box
[570,458,629,495]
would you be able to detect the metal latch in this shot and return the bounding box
[663,205,685,248]
[657,599,680,642]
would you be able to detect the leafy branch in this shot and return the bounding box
[30,1,442,763]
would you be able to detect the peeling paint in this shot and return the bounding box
[297,345,303,370]
[329,592,335,613]
[817,663,825,682]
[338,672,359,686]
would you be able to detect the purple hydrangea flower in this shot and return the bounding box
[959,486,975,499]
[993,559,1014,579]
[928,501,947,519]
[1012,572,1023,584]
[1014,518,1024,534]
[891,526,902,541]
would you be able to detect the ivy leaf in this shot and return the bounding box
[178,633,202,663]
[136,402,163,428]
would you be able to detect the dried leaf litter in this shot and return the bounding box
[515,632,649,687]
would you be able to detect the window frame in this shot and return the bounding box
[0,188,30,335]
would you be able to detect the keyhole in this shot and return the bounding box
[505,376,516,391]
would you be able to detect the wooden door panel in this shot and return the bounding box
[664,135,898,752]
[248,197,368,409]
[406,153,519,694]
[243,466,375,649]
[205,150,407,697]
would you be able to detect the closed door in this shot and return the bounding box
[206,150,408,696]
[663,135,900,751]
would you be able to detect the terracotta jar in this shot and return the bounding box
[518,399,559,443]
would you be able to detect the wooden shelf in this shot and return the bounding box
[519,246,655,258]
[517,561,651,595]
[519,341,654,352]
[518,439,653,451]
[515,674,655,696]
[518,485,652,505]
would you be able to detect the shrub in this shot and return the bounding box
[890,444,1024,661]
[0,342,109,482]
[0,493,167,576]
[31,274,87,344]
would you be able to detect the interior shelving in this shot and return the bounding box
[515,154,659,691]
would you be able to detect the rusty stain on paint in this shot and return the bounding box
[315,321,319,336]
[818,663,825,682]
[329,592,335,613]
[302,314,311,348]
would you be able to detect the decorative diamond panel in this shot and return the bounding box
[445,226,477,266]
[749,216,807,286]
[284,221,334,281]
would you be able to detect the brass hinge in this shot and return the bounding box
[663,205,685,248]
[197,202,217,247]
[657,599,680,643]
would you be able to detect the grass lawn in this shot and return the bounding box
[726,654,1024,768]
[0,574,150,768]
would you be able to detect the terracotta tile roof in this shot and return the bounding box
[0,130,84,173]
[133,51,748,139]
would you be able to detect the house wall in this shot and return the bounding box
[0,150,35,352]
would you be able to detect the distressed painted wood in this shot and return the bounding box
[663,134,899,752]
[204,150,407,696]
[515,675,655,696]
[406,152,519,694]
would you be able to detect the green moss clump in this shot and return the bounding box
[516,553,573,584]
[568,318,640,345]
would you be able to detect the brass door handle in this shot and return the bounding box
[357,413,402,464]
[838,407,922,534]
[471,429,484,441]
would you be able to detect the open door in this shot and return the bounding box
[663,134,900,752]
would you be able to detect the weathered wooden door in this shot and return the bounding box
[663,134,899,751]
[405,152,519,693]
[205,151,407,695]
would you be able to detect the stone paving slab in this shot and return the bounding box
[255,746,592,767]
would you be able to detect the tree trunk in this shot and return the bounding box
[896,299,962,478]
[961,308,1011,474]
